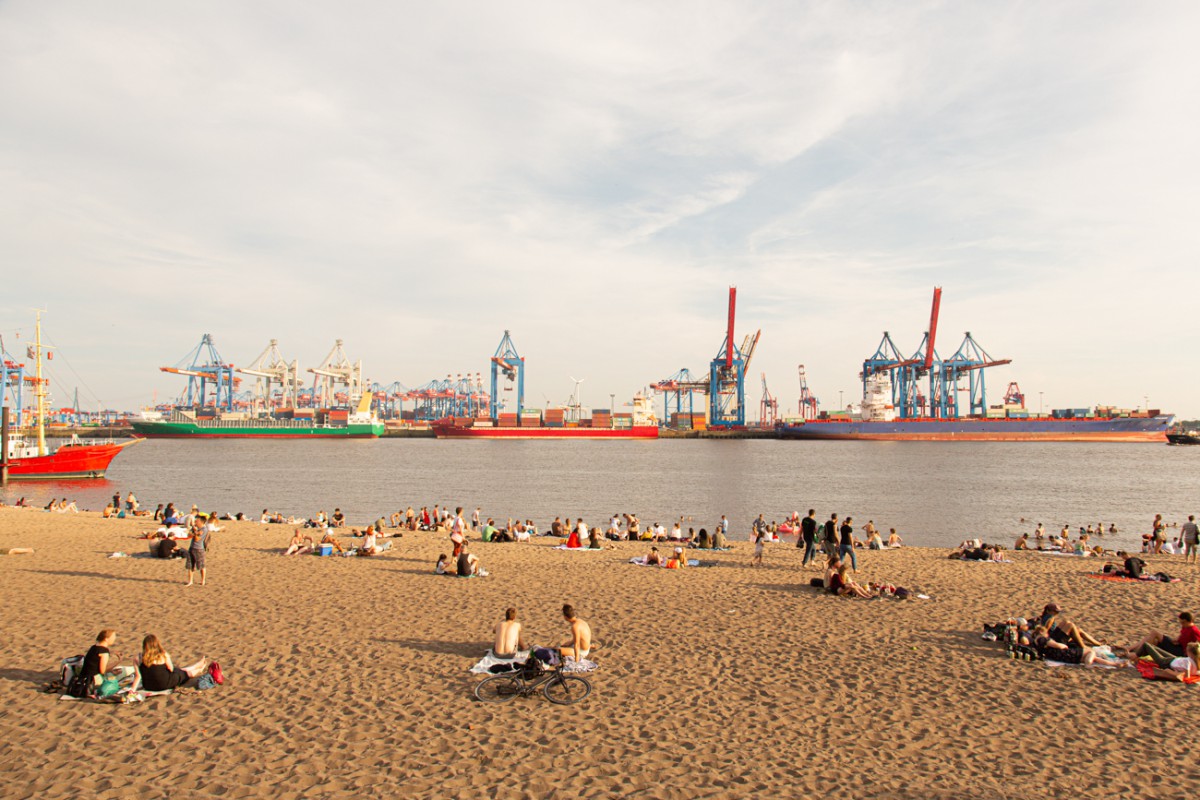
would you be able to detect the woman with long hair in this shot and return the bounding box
[137,635,208,692]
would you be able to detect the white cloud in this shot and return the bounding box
[0,1,1197,417]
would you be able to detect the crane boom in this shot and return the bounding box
[924,286,942,370]
[725,287,736,368]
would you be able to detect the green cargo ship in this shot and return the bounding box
[131,410,384,439]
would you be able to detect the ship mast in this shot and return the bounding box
[33,309,49,457]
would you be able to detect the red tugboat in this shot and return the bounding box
[1,312,138,481]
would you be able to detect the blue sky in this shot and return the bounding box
[2,1,1197,417]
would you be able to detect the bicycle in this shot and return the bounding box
[473,655,592,705]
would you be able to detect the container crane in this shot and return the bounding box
[489,331,524,420]
[709,287,760,428]
[797,365,819,420]
[160,334,236,411]
[938,332,1012,418]
[1,335,26,428]
[237,339,299,412]
[307,339,363,409]
[1003,382,1026,408]
[651,368,705,426]
[759,372,779,427]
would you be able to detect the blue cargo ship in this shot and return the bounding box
[778,414,1173,441]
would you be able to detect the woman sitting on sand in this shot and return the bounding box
[565,525,582,549]
[137,635,208,692]
[587,527,603,550]
[665,546,687,569]
[70,629,135,698]
[284,530,313,556]
[833,564,876,598]
[320,529,345,554]
[643,547,662,566]
[359,527,383,556]
[867,529,884,550]
[824,555,842,592]
[435,553,453,575]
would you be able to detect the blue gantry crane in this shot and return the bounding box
[0,336,27,428]
[489,330,524,420]
[160,334,236,411]
[651,288,760,429]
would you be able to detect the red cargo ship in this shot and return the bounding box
[432,393,659,439]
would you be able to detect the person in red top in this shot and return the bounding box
[1126,611,1200,659]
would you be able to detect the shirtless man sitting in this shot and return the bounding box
[493,607,527,659]
[559,604,593,663]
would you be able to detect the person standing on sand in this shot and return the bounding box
[560,604,593,663]
[752,514,768,566]
[450,507,466,556]
[185,518,210,586]
[800,509,818,566]
[1178,515,1198,565]
[823,514,839,558]
[493,607,527,658]
[472,507,481,532]
[839,516,857,572]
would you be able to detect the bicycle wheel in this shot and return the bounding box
[542,673,591,704]
[474,675,523,703]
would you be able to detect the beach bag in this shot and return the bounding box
[809,578,824,588]
[96,675,121,699]
[208,661,225,685]
[66,669,93,699]
[60,655,84,686]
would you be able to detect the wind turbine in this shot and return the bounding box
[569,376,586,422]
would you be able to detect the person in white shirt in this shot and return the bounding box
[669,523,683,541]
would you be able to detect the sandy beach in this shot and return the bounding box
[1,506,1198,799]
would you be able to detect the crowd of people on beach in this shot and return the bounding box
[986,605,1200,681]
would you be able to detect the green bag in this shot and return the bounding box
[97,675,121,698]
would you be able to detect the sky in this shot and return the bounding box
[2,1,1198,419]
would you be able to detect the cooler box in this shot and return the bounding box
[317,544,334,556]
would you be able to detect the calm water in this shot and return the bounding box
[3,439,1196,549]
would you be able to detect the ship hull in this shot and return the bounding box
[4,441,134,480]
[778,416,1172,442]
[130,420,384,439]
[432,424,659,440]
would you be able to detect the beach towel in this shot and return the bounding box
[561,657,598,673]
[553,544,602,551]
[1134,658,1200,684]
[469,650,530,674]
[629,557,700,567]
[1088,573,1181,584]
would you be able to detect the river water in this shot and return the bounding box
[3,439,1196,549]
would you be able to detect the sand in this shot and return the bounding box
[1,506,1198,799]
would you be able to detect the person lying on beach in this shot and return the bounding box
[283,529,313,556]
[1039,603,1104,648]
[137,634,208,692]
[1126,612,1200,659]
[320,530,345,554]
[494,607,527,659]
[1132,641,1200,681]
[1031,625,1124,666]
